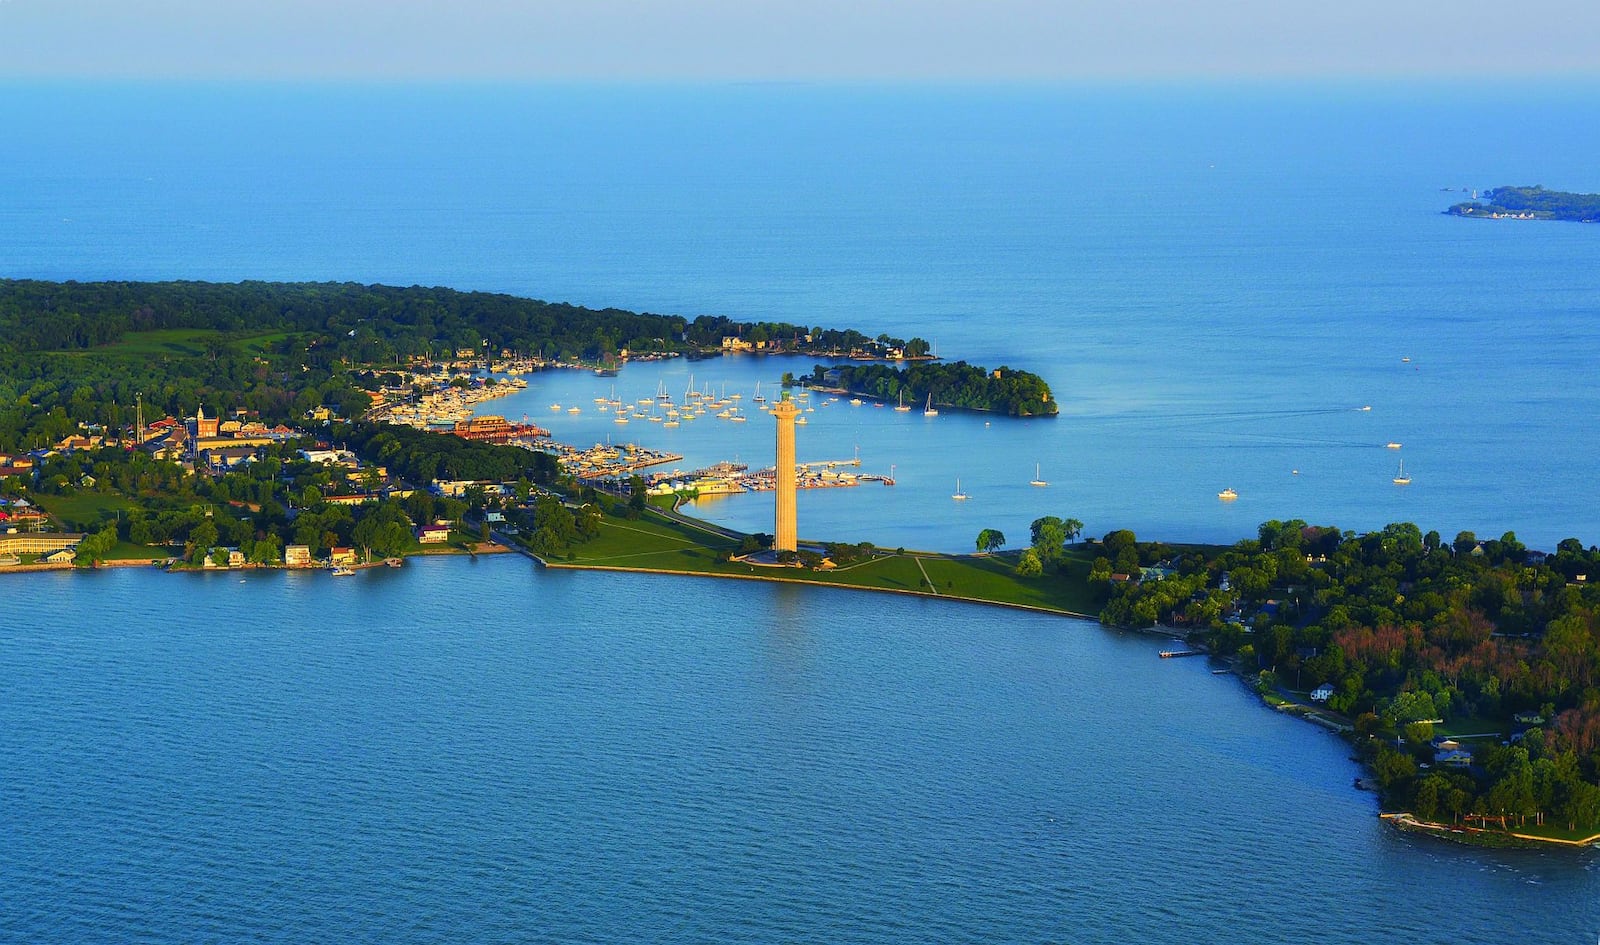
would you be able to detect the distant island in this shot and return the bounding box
[1446,185,1600,223]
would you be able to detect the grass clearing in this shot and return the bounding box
[32,492,139,530]
[557,511,1104,617]
[49,328,301,359]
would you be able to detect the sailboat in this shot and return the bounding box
[952,478,968,500]
[1393,460,1411,485]
[923,393,938,417]
[894,390,912,412]
[753,381,765,404]
[1029,464,1048,487]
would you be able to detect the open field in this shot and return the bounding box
[48,328,299,358]
[556,511,1106,617]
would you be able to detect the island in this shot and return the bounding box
[1445,185,1600,223]
[793,361,1058,417]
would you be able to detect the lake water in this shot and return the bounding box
[4,81,1600,940]
[4,560,1598,943]
[4,81,1599,549]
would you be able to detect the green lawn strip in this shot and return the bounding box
[917,554,1100,614]
[32,492,140,530]
[102,541,175,561]
[1501,821,1600,844]
[1430,716,1509,739]
[567,515,738,567]
[48,328,301,359]
[563,515,1100,615]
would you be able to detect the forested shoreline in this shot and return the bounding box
[1083,520,1600,837]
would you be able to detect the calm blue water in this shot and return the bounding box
[4,560,1598,943]
[4,81,1599,548]
[4,83,1600,941]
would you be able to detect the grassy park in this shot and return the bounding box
[549,508,1106,618]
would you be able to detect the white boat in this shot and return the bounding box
[1218,487,1238,500]
[663,420,680,428]
[330,566,356,577]
[952,478,968,500]
[1360,405,1372,411]
[614,415,629,425]
[753,382,765,403]
[1385,442,1402,449]
[850,398,863,406]
[549,403,561,411]
[795,415,808,425]
[567,406,581,414]
[894,390,912,412]
[1393,460,1411,485]
[923,393,938,417]
[1029,463,1048,487]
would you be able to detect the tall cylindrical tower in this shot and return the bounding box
[772,391,800,553]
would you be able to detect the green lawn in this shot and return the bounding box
[1504,820,1600,844]
[49,328,300,358]
[32,492,139,531]
[557,511,1104,617]
[103,541,176,561]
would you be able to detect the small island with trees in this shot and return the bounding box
[1446,185,1600,223]
[792,361,1058,417]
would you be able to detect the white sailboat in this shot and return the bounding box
[952,478,968,500]
[923,394,938,417]
[1029,463,1048,487]
[894,390,912,412]
[1393,460,1411,485]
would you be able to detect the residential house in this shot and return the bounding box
[1310,683,1335,703]
[417,524,451,544]
[284,544,312,567]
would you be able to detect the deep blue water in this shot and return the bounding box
[4,81,1599,548]
[4,560,1598,943]
[4,82,1600,941]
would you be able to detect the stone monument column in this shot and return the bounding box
[772,391,800,553]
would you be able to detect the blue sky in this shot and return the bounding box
[1,0,1596,80]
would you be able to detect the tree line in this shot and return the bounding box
[1091,518,1600,832]
[802,361,1058,417]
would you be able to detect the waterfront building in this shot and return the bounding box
[772,391,799,553]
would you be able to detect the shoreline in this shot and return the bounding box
[1381,812,1600,849]
[539,557,1100,621]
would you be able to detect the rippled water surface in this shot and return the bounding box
[3,561,1597,942]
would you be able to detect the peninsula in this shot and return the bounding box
[5,277,1599,848]
[1445,185,1600,223]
